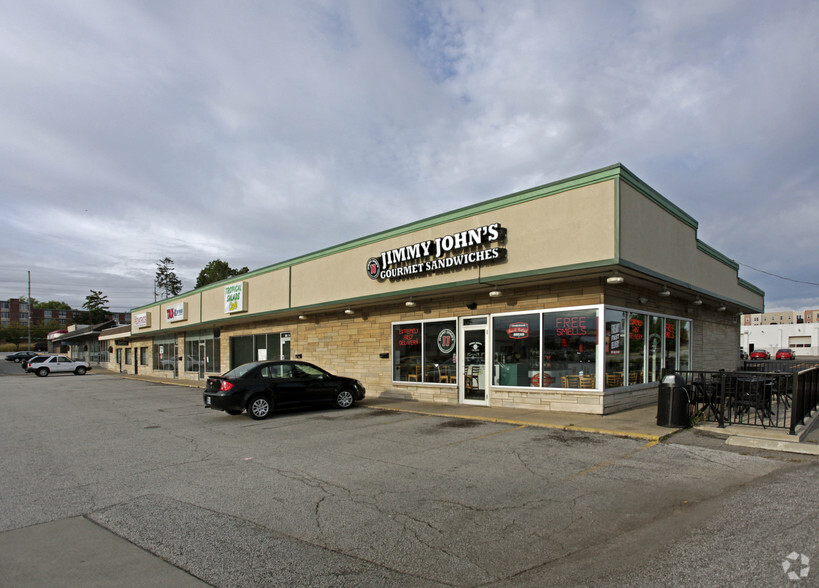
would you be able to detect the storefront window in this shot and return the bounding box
[647,316,664,382]
[605,309,626,387]
[664,319,678,373]
[185,331,222,373]
[423,320,457,383]
[153,341,176,371]
[139,347,148,366]
[492,313,540,387]
[229,332,287,369]
[543,308,598,389]
[393,323,422,382]
[679,320,691,371]
[627,313,645,384]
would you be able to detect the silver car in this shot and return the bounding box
[26,355,92,377]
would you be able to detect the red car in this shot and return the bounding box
[749,349,770,360]
[775,348,796,360]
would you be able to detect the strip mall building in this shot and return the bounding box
[107,164,764,414]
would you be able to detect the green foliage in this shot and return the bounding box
[195,259,249,289]
[81,290,111,324]
[34,300,72,310]
[0,343,18,352]
[0,320,63,346]
[155,257,183,298]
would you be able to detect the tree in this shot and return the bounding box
[34,300,72,310]
[80,290,110,324]
[195,259,250,288]
[155,257,183,299]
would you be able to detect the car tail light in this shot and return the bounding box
[219,381,234,392]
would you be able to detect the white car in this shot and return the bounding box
[26,355,92,377]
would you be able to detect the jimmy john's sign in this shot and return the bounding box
[366,223,506,281]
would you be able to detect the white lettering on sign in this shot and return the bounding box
[366,223,506,281]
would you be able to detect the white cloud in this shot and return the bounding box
[0,0,817,312]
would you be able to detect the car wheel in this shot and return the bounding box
[75,366,87,375]
[335,388,355,409]
[247,395,272,420]
[14,358,21,363]
[36,367,49,377]
[225,409,243,416]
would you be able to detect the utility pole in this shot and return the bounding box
[27,271,31,350]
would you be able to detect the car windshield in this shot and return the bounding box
[222,362,261,379]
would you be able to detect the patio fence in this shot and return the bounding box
[664,362,819,434]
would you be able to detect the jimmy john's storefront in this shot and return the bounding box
[116,164,763,414]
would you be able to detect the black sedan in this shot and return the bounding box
[5,351,39,363]
[203,360,366,419]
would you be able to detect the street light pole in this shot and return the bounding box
[27,271,31,351]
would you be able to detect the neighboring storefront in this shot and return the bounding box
[108,164,764,414]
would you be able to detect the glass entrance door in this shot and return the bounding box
[459,319,488,405]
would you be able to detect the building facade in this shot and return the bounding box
[103,164,764,414]
[0,298,131,328]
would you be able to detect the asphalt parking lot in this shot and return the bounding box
[0,363,817,586]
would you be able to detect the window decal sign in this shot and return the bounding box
[437,328,456,353]
[506,322,529,339]
[366,223,506,281]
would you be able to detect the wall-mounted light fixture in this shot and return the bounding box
[466,302,478,310]
[717,305,727,312]
[658,286,671,297]
[638,296,648,305]
[344,308,355,315]
[298,314,307,320]
[606,273,625,285]
[405,299,417,307]
[692,297,703,306]
[488,290,503,298]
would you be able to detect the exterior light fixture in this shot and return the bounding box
[298,315,307,320]
[606,273,625,285]
[488,290,503,298]
[638,297,648,305]
[405,299,417,307]
[692,297,703,306]
[659,286,671,297]
[717,305,726,312]
[344,308,355,315]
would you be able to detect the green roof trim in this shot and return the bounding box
[697,240,739,271]
[617,166,698,231]
[738,277,765,297]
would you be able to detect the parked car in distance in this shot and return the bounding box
[204,360,366,420]
[5,351,39,363]
[775,348,796,360]
[749,349,771,360]
[25,355,92,377]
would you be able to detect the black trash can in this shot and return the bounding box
[657,373,689,428]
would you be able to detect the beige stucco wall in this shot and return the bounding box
[618,182,761,310]
[290,180,617,307]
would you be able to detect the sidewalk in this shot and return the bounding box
[95,368,819,454]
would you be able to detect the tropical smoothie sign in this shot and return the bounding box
[224,281,247,314]
[366,223,506,281]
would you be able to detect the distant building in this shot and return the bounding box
[0,298,131,327]
[741,323,819,356]
[803,309,819,323]
[741,310,796,326]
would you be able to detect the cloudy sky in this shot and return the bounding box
[1,0,817,313]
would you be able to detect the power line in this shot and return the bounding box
[739,263,819,286]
